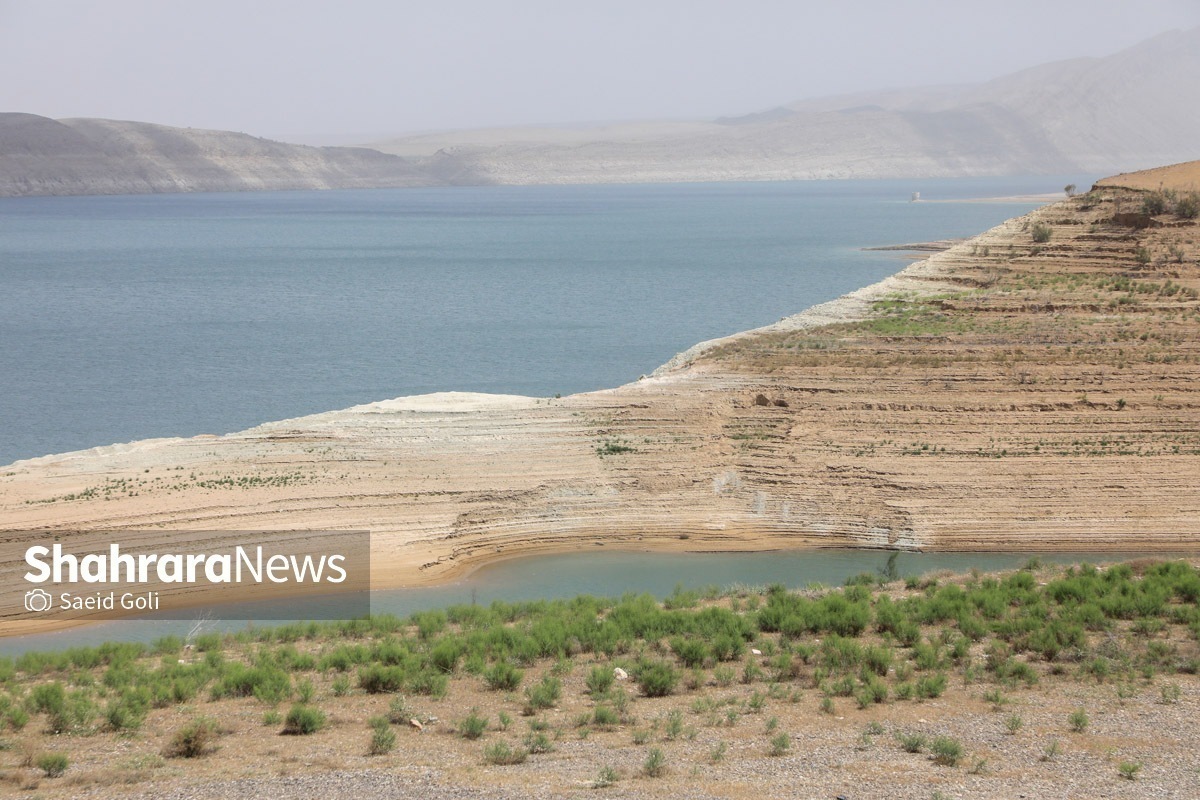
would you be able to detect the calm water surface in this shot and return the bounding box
[0,177,1091,465]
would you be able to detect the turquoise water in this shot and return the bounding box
[1,547,1176,656]
[0,177,1090,465]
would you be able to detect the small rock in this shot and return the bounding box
[613,667,628,680]
[409,718,424,731]
[751,648,763,656]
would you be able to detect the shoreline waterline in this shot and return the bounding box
[3,546,1198,655]
[5,537,1198,645]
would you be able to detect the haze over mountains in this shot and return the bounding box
[2,27,1197,197]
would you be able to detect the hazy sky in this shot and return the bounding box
[2,0,1198,141]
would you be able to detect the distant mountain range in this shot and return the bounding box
[369,27,1200,185]
[0,114,442,197]
[2,27,1198,196]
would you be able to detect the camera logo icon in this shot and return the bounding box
[24,588,53,613]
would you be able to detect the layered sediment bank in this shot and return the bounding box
[3,164,1200,632]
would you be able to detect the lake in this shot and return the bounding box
[0,176,1090,465]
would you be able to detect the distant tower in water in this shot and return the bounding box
[911,191,921,202]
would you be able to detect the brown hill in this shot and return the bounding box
[1097,159,1200,192]
[0,113,445,196]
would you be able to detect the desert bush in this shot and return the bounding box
[1031,223,1052,243]
[164,717,221,758]
[1118,761,1142,780]
[483,662,523,692]
[368,716,396,755]
[642,747,667,777]
[586,664,614,695]
[916,672,948,698]
[523,675,561,712]
[524,731,554,753]
[35,752,68,778]
[670,637,708,668]
[1142,192,1167,216]
[593,765,619,788]
[635,660,680,697]
[483,741,528,765]
[408,668,449,698]
[592,705,620,728]
[931,736,963,766]
[1176,193,1199,219]
[457,709,488,740]
[281,704,325,735]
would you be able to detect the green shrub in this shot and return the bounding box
[896,731,926,753]
[35,752,68,778]
[1176,193,1199,219]
[483,741,528,765]
[164,717,221,758]
[457,709,488,740]
[1068,708,1088,733]
[211,664,291,703]
[592,705,620,728]
[931,736,963,766]
[1118,761,1142,780]
[586,664,614,695]
[295,679,315,704]
[368,716,396,755]
[670,637,708,668]
[6,706,29,731]
[104,694,148,733]
[635,660,679,697]
[593,765,619,788]
[408,668,449,698]
[429,638,465,674]
[358,664,407,694]
[855,675,888,708]
[916,672,947,698]
[1031,222,1052,243]
[523,675,562,712]
[386,696,410,724]
[642,747,667,777]
[47,691,97,734]
[524,731,554,753]
[282,704,326,735]
[484,662,523,692]
[769,732,790,756]
[29,682,65,715]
